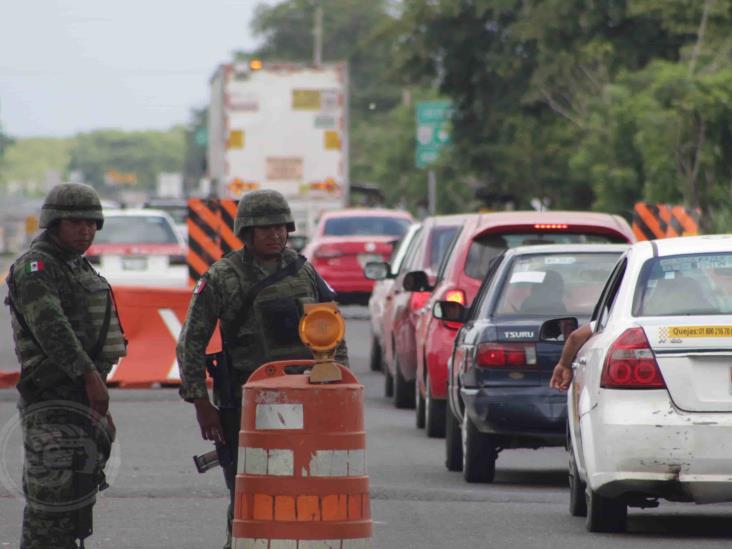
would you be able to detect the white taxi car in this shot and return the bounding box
[565,235,732,532]
[86,209,188,288]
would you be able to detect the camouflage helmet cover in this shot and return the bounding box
[234,189,295,235]
[40,183,104,229]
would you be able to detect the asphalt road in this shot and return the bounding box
[1,302,732,548]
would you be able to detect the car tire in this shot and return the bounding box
[568,450,587,517]
[445,403,463,472]
[425,374,446,438]
[384,366,394,398]
[585,486,627,533]
[415,378,426,429]
[393,357,415,409]
[462,413,496,483]
[370,335,382,372]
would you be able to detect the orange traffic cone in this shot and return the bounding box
[232,359,372,548]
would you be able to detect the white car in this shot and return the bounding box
[565,234,732,532]
[366,222,421,371]
[86,209,189,288]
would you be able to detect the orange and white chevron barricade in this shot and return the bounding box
[233,359,372,548]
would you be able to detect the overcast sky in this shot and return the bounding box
[0,0,273,138]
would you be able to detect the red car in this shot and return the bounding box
[303,209,413,303]
[368,215,476,409]
[413,211,635,438]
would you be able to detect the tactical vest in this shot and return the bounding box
[219,252,315,374]
[10,237,126,378]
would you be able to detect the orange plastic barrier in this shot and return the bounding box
[233,360,372,547]
[0,371,19,389]
[107,285,220,387]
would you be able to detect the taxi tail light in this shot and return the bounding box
[170,254,187,266]
[600,327,665,389]
[314,245,343,259]
[443,289,466,330]
[476,343,537,368]
[409,290,431,312]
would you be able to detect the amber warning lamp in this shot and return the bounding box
[299,302,345,384]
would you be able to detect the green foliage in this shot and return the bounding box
[389,0,732,230]
[69,128,186,191]
[0,138,72,190]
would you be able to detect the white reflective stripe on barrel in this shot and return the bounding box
[237,448,367,477]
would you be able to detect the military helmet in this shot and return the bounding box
[234,189,295,235]
[39,183,104,229]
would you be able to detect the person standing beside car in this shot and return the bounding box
[176,189,349,549]
[6,183,126,549]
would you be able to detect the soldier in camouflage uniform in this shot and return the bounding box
[177,189,348,549]
[6,183,126,549]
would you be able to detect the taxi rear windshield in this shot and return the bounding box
[634,253,732,316]
[94,216,179,245]
[323,216,411,237]
[465,231,626,280]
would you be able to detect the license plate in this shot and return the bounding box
[357,254,381,268]
[122,257,148,271]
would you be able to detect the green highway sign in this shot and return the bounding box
[415,100,453,168]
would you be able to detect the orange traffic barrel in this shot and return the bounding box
[233,359,372,548]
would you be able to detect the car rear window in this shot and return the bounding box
[634,253,732,316]
[491,252,621,317]
[323,216,410,237]
[94,216,179,245]
[464,231,626,280]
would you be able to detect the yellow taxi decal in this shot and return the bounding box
[660,326,732,339]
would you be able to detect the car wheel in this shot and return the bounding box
[568,449,587,517]
[393,357,415,409]
[370,335,382,372]
[462,413,496,483]
[415,377,426,429]
[445,402,463,472]
[425,374,446,438]
[585,486,627,533]
[384,367,394,398]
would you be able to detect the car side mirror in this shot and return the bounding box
[433,300,466,323]
[403,270,431,292]
[539,317,579,342]
[363,261,391,281]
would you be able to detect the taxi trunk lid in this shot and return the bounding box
[640,317,732,412]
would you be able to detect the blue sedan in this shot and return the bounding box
[435,243,628,483]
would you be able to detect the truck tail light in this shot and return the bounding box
[476,343,537,368]
[600,327,665,389]
[443,289,466,330]
[409,291,431,312]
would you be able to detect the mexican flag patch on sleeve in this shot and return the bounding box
[26,260,45,273]
[192,276,207,294]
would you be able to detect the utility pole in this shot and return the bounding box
[313,0,323,66]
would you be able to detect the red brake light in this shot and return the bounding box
[600,328,665,389]
[409,291,431,312]
[534,224,568,230]
[314,245,342,259]
[443,289,466,330]
[476,343,537,368]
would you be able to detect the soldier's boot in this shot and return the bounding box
[21,506,78,549]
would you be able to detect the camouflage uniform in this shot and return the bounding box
[176,190,348,549]
[7,184,126,549]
